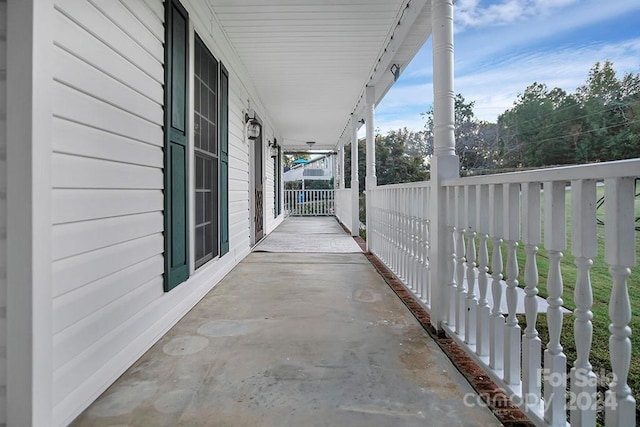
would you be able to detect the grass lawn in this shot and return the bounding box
[511,184,640,421]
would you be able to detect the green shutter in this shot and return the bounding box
[164,0,189,291]
[220,64,230,256]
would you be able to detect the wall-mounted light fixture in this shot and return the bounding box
[245,112,262,140]
[390,63,400,81]
[358,119,365,125]
[268,139,279,158]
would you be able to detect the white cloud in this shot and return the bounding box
[455,0,579,31]
[376,38,640,130]
[457,38,640,121]
[373,115,429,136]
[454,0,592,31]
[403,0,640,81]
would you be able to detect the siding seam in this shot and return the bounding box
[53,5,162,85]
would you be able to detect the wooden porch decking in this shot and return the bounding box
[71,217,502,426]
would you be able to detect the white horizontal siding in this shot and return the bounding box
[0,0,6,423]
[52,212,163,261]
[51,0,258,424]
[52,117,163,168]
[52,189,163,224]
[51,0,166,424]
[54,10,163,104]
[54,0,163,84]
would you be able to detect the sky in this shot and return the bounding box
[373,0,640,135]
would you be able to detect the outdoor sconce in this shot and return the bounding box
[390,63,400,81]
[268,140,279,158]
[245,112,261,140]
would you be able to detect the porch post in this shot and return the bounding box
[350,120,359,237]
[331,151,337,189]
[365,85,376,251]
[338,143,345,189]
[429,0,459,331]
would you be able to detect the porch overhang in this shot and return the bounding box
[208,0,432,151]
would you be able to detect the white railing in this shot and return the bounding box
[368,158,639,427]
[284,189,334,216]
[369,182,432,306]
[335,188,353,233]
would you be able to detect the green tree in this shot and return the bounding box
[424,93,498,174]
[344,129,429,193]
[574,61,640,162]
[498,61,640,168]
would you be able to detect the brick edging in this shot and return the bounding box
[350,233,534,427]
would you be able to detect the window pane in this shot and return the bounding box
[204,192,211,222]
[196,155,203,188]
[194,81,201,119]
[201,119,209,153]
[194,114,201,150]
[195,227,204,261]
[204,224,212,256]
[196,192,204,224]
[195,42,201,82]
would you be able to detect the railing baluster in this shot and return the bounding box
[543,181,568,426]
[570,179,597,427]
[489,184,504,371]
[411,188,423,298]
[392,191,400,275]
[405,188,411,289]
[425,187,432,304]
[399,189,406,280]
[465,185,477,345]
[455,186,467,337]
[403,188,410,285]
[420,187,428,303]
[476,184,490,357]
[503,183,521,385]
[447,186,457,327]
[522,182,542,407]
[604,177,636,427]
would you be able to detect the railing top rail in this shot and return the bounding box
[372,180,432,190]
[442,158,640,187]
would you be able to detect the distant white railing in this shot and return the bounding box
[284,189,334,216]
[369,158,639,427]
[335,188,353,233]
[369,182,431,306]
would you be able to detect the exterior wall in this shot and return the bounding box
[50,0,282,424]
[0,2,6,424]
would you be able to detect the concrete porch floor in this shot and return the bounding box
[71,217,501,426]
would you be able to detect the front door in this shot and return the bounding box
[254,130,264,242]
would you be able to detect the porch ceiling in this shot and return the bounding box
[208,0,432,151]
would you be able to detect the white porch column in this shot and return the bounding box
[331,151,337,189]
[350,120,359,237]
[364,86,376,251]
[429,0,459,331]
[338,143,345,189]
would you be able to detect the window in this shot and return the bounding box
[194,34,219,268]
[164,0,230,290]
